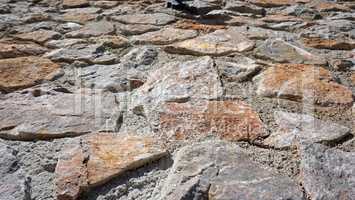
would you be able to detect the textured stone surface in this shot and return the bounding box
[302,37,355,50]
[55,133,167,198]
[255,39,326,65]
[131,28,198,45]
[0,40,48,59]
[14,30,61,44]
[159,100,267,142]
[264,111,351,148]
[0,56,61,92]
[166,28,255,56]
[133,56,223,105]
[111,13,176,26]
[0,89,121,140]
[45,43,116,64]
[66,20,115,38]
[62,0,89,8]
[160,141,303,200]
[255,64,353,107]
[299,143,355,200]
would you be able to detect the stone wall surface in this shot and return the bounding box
[0,0,354,200]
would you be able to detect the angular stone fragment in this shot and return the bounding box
[92,1,118,8]
[175,19,226,33]
[299,143,355,200]
[0,89,121,140]
[62,0,89,8]
[78,63,145,92]
[165,28,255,56]
[302,37,355,50]
[111,13,176,26]
[86,134,167,186]
[55,145,88,200]
[66,21,115,38]
[45,43,115,64]
[131,28,198,45]
[0,56,61,92]
[45,38,85,48]
[160,141,303,200]
[255,39,325,65]
[159,100,267,142]
[14,30,61,44]
[224,0,265,15]
[215,55,261,82]
[255,64,353,107]
[116,23,160,36]
[0,40,48,59]
[133,56,223,104]
[264,111,350,148]
[55,133,167,199]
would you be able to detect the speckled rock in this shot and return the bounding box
[131,28,198,45]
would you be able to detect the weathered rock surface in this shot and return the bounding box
[264,111,351,148]
[133,56,223,105]
[160,141,303,200]
[62,0,89,9]
[55,133,167,199]
[165,28,255,56]
[255,39,326,65]
[159,100,267,142]
[0,142,30,200]
[0,89,121,140]
[131,28,198,45]
[14,30,61,44]
[111,13,176,26]
[45,43,116,64]
[299,143,355,200]
[0,56,61,92]
[66,20,115,38]
[255,64,353,106]
[216,55,261,82]
[0,40,48,59]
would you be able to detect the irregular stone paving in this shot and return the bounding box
[0,0,354,199]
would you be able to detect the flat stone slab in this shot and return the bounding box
[45,43,116,64]
[0,56,61,92]
[159,100,267,142]
[299,143,355,200]
[255,38,326,65]
[264,111,350,148]
[0,89,121,140]
[160,141,303,200]
[14,30,61,44]
[65,20,115,38]
[78,63,145,92]
[133,56,223,105]
[111,13,176,26]
[0,40,48,59]
[62,0,89,8]
[55,133,167,199]
[215,55,261,82]
[255,64,353,107]
[165,28,255,56]
[302,37,355,50]
[131,28,198,45]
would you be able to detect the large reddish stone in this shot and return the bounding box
[302,37,355,50]
[0,56,61,92]
[255,64,353,107]
[55,133,167,199]
[0,40,47,59]
[159,100,267,142]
